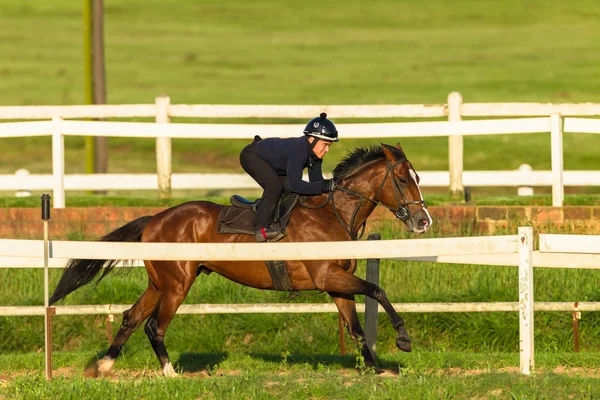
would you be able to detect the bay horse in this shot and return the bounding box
[49,143,432,377]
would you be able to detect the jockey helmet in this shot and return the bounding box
[303,113,339,142]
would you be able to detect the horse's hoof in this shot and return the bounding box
[396,338,412,352]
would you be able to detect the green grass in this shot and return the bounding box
[2,2,600,396]
[3,0,600,106]
[2,351,600,400]
[1,0,600,197]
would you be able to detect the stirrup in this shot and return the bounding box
[267,231,286,242]
[255,228,286,243]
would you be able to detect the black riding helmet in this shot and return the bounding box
[303,113,339,142]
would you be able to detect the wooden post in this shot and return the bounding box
[518,227,534,375]
[338,316,346,355]
[364,233,381,359]
[447,92,464,198]
[92,0,108,179]
[83,0,95,176]
[51,117,65,209]
[572,302,580,353]
[42,194,53,380]
[155,96,172,199]
[550,113,564,207]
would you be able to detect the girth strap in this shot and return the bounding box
[265,260,293,291]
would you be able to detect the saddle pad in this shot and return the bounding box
[217,206,254,235]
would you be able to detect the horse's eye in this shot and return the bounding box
[399,178,407,184]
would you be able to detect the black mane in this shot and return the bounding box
[332,145,406,183]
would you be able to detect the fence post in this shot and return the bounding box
[447,92,464,198]
[517,164,534,196]
[155,96,172,199]
[51,117,65,208]
[364,233,381,359]
[518,226,534,375]
[15,169,32,197]
[42,194,54,380]
[550,113,564,207]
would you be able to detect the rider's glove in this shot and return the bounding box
[321,179,335,193]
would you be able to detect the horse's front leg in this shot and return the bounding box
[313,264,411,353]
[369,285,411,352]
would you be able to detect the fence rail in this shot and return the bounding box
[2,302,599,318]
[0,235,520,261]
[2,101,600,120]
[3,169,600,192]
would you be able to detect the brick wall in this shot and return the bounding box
[1,206,598,239]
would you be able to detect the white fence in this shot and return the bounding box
[1,94,600,207]
[0,113,581,208]
[2,228,600,375]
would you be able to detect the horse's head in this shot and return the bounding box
[378,143,432,233]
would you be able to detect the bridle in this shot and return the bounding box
[374,158,427,221]
[300,158,427,240]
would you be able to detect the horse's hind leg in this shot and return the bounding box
[318,266,411,353]
[144,261,197,377]
[329,292,377,369]
[93,282,159,375]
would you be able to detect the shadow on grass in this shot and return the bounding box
[175,352,229,372]
[172,351,403,373]
[82,350,230,373]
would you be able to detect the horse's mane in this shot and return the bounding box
[332,144,406,183]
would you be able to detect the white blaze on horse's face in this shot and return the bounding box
[408,167,433,233]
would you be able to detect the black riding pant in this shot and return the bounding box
[239,139,283,229]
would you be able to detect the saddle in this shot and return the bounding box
[217,190,300,236]
[217,190,300,292]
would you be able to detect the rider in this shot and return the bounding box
[239,112,338,242]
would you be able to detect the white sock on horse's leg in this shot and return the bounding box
[97,356,115,373]
[163,362,178,377]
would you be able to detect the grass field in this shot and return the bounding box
[2,351,600,399]
[2,1,600,396]
[3,0,600,106]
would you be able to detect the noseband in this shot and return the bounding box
[302,158,427,240]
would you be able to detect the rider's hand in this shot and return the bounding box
[322,179,335,193]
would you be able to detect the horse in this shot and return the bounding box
[49,143,432,377]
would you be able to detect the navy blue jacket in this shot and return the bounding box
[256,136,325,195]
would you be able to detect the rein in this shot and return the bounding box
[299,158,426,241]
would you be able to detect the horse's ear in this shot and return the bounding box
[382,144,397,162]
[395,142,404,153]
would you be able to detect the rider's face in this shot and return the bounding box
[309,138,333,159]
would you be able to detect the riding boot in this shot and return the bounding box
[255,227,285,242]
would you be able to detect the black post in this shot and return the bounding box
[41,194,51,220]
[364,233,381,359]
[41,193,52,380]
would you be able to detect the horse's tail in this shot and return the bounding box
[49,215,153,305]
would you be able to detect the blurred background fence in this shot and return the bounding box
[2,92,600,207]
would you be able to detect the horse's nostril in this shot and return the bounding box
[419,219,429,228]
